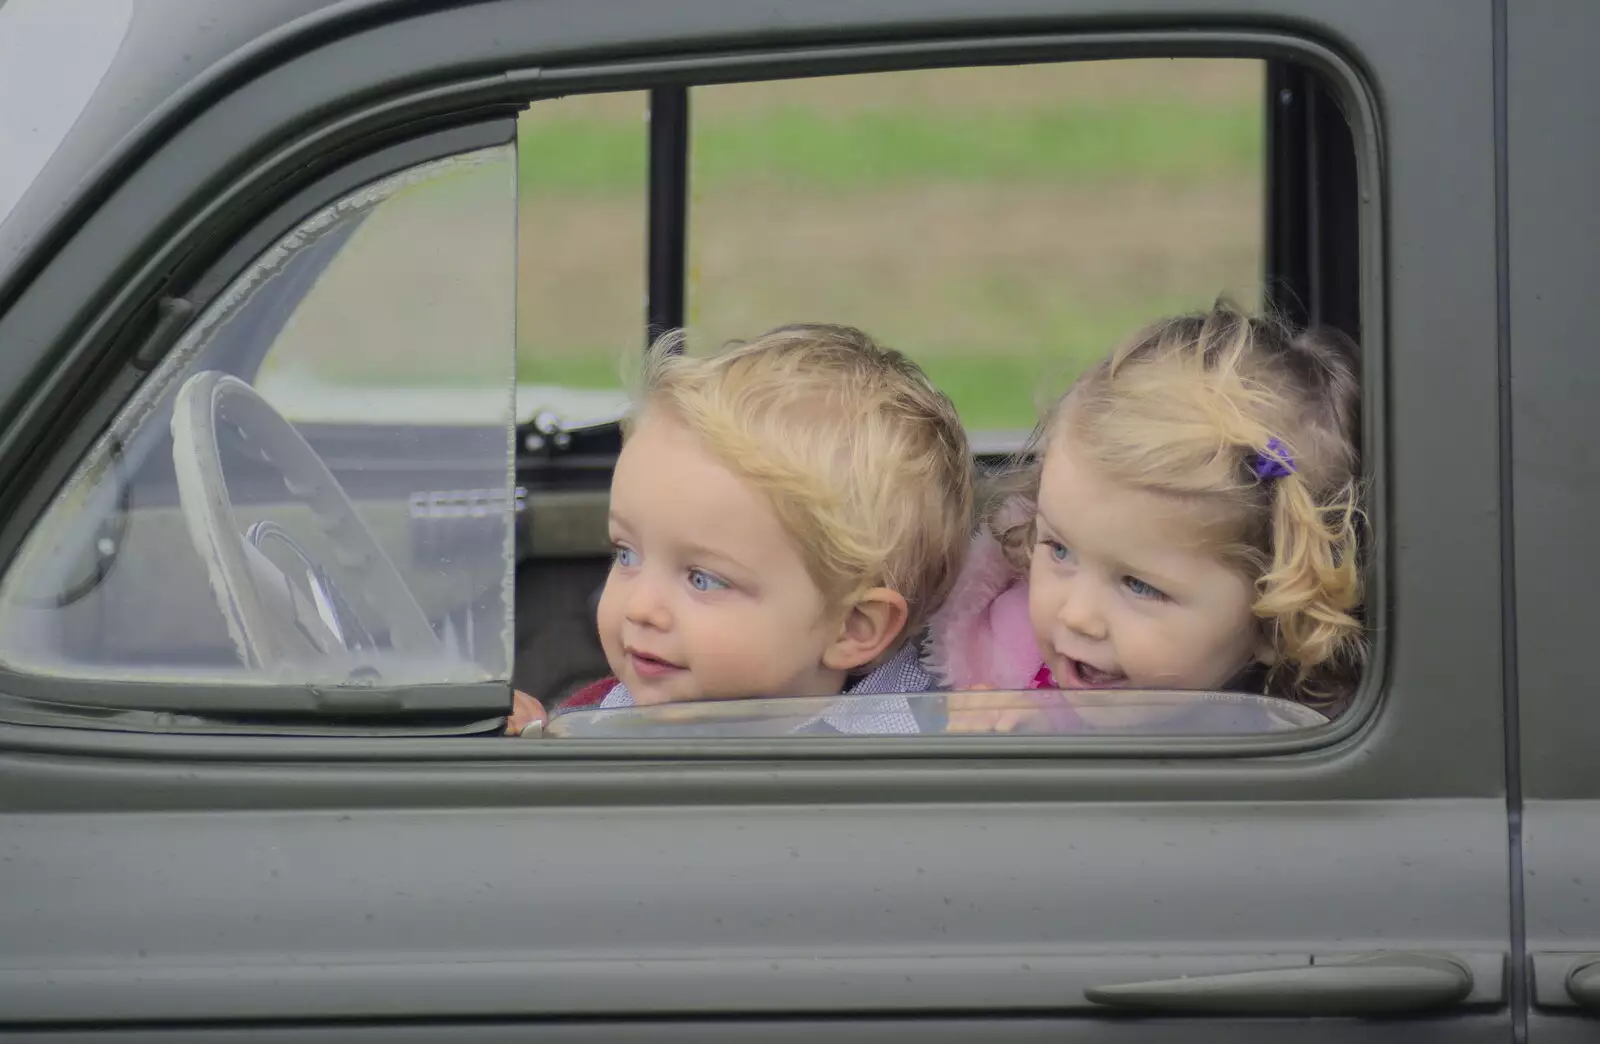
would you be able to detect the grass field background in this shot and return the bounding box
[516,59,1264,430]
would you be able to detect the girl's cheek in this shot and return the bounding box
[1026,574,1058,639]
[1026,548,1052,591]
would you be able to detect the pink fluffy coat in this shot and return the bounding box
[921,497,1045,690]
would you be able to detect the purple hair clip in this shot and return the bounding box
[1252,437,1297,481]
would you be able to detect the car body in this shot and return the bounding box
[0,0,1596,1041]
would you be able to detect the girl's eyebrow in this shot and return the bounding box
[1036,509,1188,593]
[1125,562,1187,596]
[1111,548,1189,596]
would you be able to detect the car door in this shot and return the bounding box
[1507,0,1600,1038]
[0,1,1514,1041]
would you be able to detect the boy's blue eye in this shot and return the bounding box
[612,545,639,568]
[1124,575,1166,600]
[688,568,729,593]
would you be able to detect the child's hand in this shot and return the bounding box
[944,687,1051,734]
[506,690,547,737]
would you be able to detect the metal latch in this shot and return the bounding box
[523,409,572,455]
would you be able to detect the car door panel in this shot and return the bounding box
[1507,0,1600,1039]
[0,0,1514,1039]
[1,800,1504,1035]
[0,1021,1522,1044]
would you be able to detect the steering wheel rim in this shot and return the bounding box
[171,370,442,675]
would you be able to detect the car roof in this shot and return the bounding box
[0,0,392,299]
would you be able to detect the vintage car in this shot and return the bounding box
[0,0,1594,1040]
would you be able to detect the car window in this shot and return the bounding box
[252,151,517,427]
[0,0,133,233]
[0,145,518,698]
[513,91,645,431]
[685,60,1264,439]
[512,57,1363,742]
[0,55,1366,744]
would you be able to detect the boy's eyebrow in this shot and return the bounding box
[607,513,758,582]
[679,540,757,580]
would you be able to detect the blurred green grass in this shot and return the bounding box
[514,64,1264,430]
[517,100,1260,195]
[516,295,1205,431]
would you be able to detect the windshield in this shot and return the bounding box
[0,0,133,232]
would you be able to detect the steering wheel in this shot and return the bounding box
[171,370,443,677]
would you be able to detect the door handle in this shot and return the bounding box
[1566,959,1600,1009]
[1085,952,1474,1016]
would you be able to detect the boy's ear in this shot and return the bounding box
[823,588,909,673]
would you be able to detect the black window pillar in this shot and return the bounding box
[1264,63,1361,341]
[646,86,689,346]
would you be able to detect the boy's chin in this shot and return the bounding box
[626,678,696,706]
[627,675,758,706]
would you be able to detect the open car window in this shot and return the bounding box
[511,56,1362,739]
[685,60,1265,441]
[0,144,518,715]
[543,690,1328,739]
[512,91,644,434]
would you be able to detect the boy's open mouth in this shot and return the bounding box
[1064,656,1127,688]
[626,648,685,679]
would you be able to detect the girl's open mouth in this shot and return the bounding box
[1065,656,1126,688]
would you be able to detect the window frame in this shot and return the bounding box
[0,24,1389,767]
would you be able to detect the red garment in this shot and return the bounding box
[561,677,616,710]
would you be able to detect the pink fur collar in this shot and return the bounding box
[921,497,1044,690]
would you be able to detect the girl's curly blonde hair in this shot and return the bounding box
[989,302,1366,708]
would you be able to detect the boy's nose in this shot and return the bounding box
[624,575,672,630]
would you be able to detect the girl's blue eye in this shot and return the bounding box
[688,568,729,593]
[1044,540,1071,563]
[612,545,639,568]
[1124,575,1166,600]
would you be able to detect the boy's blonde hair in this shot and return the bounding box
[991,302,1365,706]
[631,324,972,644]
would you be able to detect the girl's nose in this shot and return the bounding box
[1057,582,1109,641]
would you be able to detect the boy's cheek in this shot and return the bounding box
[593,600,629,680]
